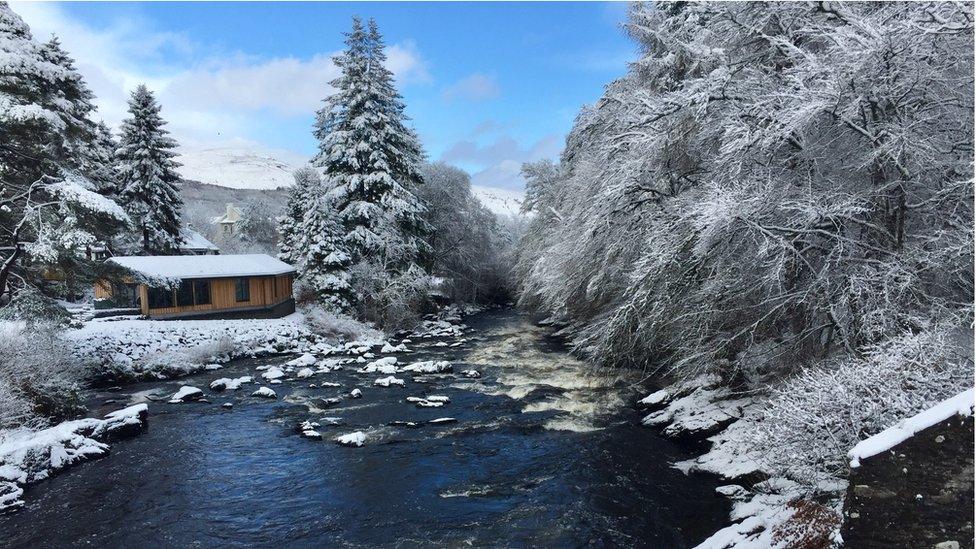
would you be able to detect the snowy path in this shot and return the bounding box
[0,309,730,547]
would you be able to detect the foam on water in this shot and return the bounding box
[464,316,640,431]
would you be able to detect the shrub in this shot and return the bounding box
[753,321,973,487]
[0,322,85,429]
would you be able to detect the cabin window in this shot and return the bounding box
[235,277,250,302]
[176,281,194,307]
[193,280,211,305]
[148,287,174,309]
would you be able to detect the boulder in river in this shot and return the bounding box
[252,386,277,398]
[350,388,363,399]
[320,397,342,408]
[335,431,366,447]
[168,386,203,403]
[428,417,457,425]
[374,376,405,387]
[296,368,315,379]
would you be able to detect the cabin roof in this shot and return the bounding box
[109,254,295,280]
[180,228,219,251]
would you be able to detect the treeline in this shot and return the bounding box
[516,2,973,483]
[278,18,512,329]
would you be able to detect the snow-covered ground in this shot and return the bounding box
[175,145,525,217]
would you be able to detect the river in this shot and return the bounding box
[0,309,729,547]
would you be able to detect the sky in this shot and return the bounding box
[11,2,636,191]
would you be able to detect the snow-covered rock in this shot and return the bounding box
[296,368,315,379]
[461,369,481,378]
[428,417,457,425]
[374,376,405,387]
[401,361,452,374]
[360,357,398,374]
[350,388,363,399]
[168,386,204,403]
[381,342,408,353]
[0,404,149,513]
[335,431,366,447]
[252,386,277,398]
[210,376,252,391]
[261,366,285,381]
[287,353,317,367]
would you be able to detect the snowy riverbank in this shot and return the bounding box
[0,404,148,513]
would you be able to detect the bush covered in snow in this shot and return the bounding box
[350,262,432,331]
[753,323,974,487]
[0,322,84,429]
[300,303,378,342]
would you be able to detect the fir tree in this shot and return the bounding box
[301,186,354,312]
[312,17,429,269]
[0,4,128,301]
[115,84,184,254]
[277,166,317,265]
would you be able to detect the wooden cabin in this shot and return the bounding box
[96,254,296,320]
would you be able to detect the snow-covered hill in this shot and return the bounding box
[471,185,524,217]
[176,146,525,216]
[176,147,298,190]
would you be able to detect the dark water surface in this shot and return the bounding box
[0,309,729,548]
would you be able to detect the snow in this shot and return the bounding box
[261,367,285,381]
[296,367,315,379]
[361,357,398,374]
[48,174,130,222]
[0,404,149,513]
[335,431,366,447]
[168,386,203,403]
[210,376,253,391]
[180,227,219,252]
[176,146,303,190]
[639,389,669,407]
[252,386,277,398]
[286,353,317,367]
[471,185,525,217]
[848,388,975,468]
[374,376,405,387]
[401,360,452,374]
[108,253,295,280]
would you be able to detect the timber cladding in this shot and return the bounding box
[139,274,294,317]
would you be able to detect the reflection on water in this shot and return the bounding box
[0,309,729,548]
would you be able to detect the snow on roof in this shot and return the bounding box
[180,228,219,251]
[848,388,975,468]
[109,254,295,281]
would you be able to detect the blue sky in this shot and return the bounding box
[13,2,635,190]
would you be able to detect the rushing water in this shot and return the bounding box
[0,309,729,547]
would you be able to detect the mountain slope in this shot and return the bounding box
[176,146,525,216]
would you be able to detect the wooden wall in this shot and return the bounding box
[140,274,294,317]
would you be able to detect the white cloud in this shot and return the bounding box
[441,133,562,190]
[442,73,500,102]
[11,2,428,153]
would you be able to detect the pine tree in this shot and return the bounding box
[0,4,128,301]
[301,185,354,312]
[83,121,119,196]
[312,17,428,269]
[115,84,184,254]
[277,166,317,265]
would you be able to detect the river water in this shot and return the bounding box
[0,309,729,547]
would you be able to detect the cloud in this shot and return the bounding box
[442,73,500,102]
[11,2,428,149]
[441,133,562,191]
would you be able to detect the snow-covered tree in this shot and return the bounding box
[115,84,184,254]
[312,17,428,269]
[277,166,317,265]
[0,3,128,302]
[514,1,973,489]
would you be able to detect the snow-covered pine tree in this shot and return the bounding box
[312,17,428,271]
[0,3,129,302]
[301,181,354,312]
[277,166,317,265]
[82,121,119,196]
[364,19,430,267]
[115,84,184,254]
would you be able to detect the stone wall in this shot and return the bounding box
[842,414,974,548]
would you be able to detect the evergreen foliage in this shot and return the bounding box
[115,84,184,254]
